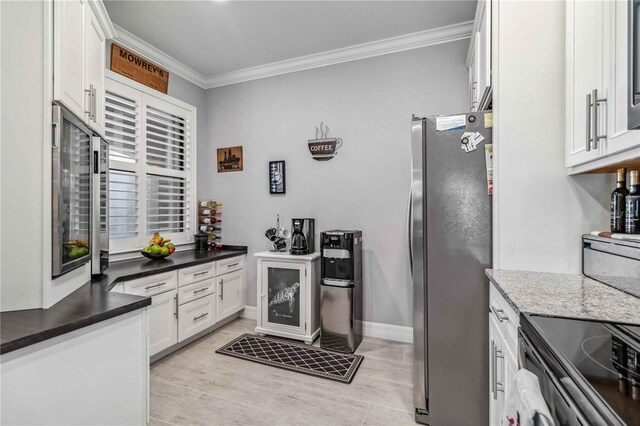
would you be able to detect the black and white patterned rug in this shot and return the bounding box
[215,333,363,384]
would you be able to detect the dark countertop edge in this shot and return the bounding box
[1,247,247,355]
[0,293,150,355]
[485,269,521,315]
[100,247,248,291]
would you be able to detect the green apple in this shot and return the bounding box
[149,244,162,255]
[160,246,169,256]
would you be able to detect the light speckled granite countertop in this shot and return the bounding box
[485,269,640,325]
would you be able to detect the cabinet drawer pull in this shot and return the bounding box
[194,271,209,277]
[227,262,240,268]
[145,282,166,290]
[193,287,209,295]
[193,312,209,321]
[490,305,509,322]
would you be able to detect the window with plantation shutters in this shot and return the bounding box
[105,91,138,164]
[105,74,196,253]
[146,175,189,234]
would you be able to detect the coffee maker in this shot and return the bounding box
[290,218,315,255]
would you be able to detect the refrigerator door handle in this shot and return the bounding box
[408,187,413,275]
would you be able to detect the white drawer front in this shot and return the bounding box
[121,271,178,297]
[178,263,215,287]
[178,278,215,306]
[489,282,519,356]
[216,255,245,276]
[178,294,216,341]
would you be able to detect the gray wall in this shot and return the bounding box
[199,41,469,327]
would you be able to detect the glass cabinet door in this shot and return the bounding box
[261,261,306,334]
[52,106,92,276]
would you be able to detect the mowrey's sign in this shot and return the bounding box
[110,43,169,94]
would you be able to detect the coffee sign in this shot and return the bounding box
[308,122,343,161]
[110,43,169,94]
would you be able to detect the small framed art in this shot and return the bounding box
[269,161,286,194]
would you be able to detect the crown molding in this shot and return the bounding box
[112,21,473,90]
[112,24,209,88]
[88,1,116,39]
[204,20,473,88]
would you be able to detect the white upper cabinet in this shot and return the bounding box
[53,0,85,120]
[566,0,640,173]
[54,0,113,137]
[566,0,604,168]
[468,0,492,112]
[84,5,106,136]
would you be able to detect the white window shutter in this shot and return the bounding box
[105,91,139,164]
[146,174,190,235]
[145,105,190,172]
[108,170,139,239]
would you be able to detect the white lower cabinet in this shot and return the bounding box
[488,281,519,426]
[217,268,245,321]
[148,290,178,356]
[111,255,246,359]
[178,293,216,341]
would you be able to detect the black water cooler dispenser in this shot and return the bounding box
[320,231,363,353]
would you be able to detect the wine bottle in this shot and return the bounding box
[199,200,223,208]
[611,168,629,233]
[625,170,640,234]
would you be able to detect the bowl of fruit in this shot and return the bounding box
[141,233,176,260]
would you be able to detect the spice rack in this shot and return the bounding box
[199,200,222,250]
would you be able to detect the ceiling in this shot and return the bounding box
[104,1,477,78]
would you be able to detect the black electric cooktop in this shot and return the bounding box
[526,315,640,425]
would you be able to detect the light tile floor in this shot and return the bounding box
[150,318,416,426]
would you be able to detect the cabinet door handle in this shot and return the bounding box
[85,87,92,116]
[194,287,209,295]
[490,305,509,322]
[174,295,178,319]
[91,85,97,122]
[52,105,61,149]
[491,339,497,400]
[592,88,607,149]
[145,282,166,290]
[220,279,224,299]
[193,312,209,321]
[495,346,504,393]
[586,92,592,152]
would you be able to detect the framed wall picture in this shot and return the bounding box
[217,146,243,172]
[269,161,286,194]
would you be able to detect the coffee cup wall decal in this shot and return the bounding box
[308,121,343,161]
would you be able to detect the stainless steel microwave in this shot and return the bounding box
[51,103,109,277]
[629,0,640,129]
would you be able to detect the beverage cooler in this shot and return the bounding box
[51,103,108,277]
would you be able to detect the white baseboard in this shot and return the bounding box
[362,321,413,344]
[240,306,257,320]
[238,306,412,343]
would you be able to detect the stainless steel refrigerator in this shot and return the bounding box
[410,113,492,425]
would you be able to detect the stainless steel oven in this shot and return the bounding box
[629,0,640,129]
[51,103,94,277]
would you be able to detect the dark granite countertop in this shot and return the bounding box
[1,247,247,355]
[93,246,247,291]
[485,269,640,325]
[1,284,150,355]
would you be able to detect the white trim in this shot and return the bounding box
[362,320,413,344]
[112,21,473,90]
[239,306,412,343]
[240,305,257,320]
[88,0,116,39]
[112,24,208,88]
[204,21,473,88]
[466,0,485,68]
